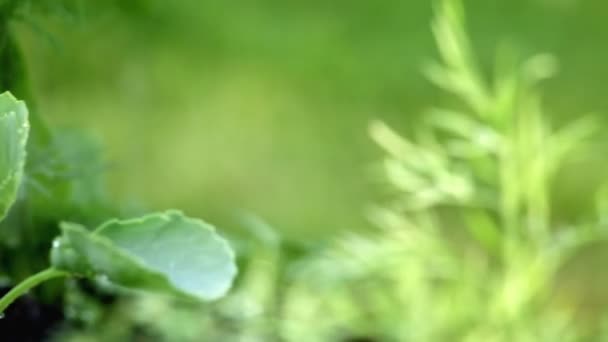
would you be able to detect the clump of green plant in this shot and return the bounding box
[270,0,608,340]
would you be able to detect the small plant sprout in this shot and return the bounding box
[0,91,237,315]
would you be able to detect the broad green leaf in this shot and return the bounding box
[0,91,29,221]
[51,210,237,301]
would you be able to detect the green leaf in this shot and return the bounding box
[0,91,29,221]
[51,210,237,301]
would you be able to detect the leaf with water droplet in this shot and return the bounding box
[0,91,29,221]
[51,210,237,301]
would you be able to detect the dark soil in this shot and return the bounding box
[0,286,64,342]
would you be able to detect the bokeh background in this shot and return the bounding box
[4,0,608,340]
[16,0,608,237]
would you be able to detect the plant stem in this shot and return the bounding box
[0,268,68,314]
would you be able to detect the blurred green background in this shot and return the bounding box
[3,0,608,341]
[14,0,608,238]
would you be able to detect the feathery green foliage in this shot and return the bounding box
[258,0,607,340]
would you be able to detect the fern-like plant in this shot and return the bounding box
[278,0,608,341]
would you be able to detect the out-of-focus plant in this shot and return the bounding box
[273,0,608,341]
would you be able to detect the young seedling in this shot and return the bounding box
[0,91,237,315]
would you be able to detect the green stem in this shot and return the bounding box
[0,268,68,314]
